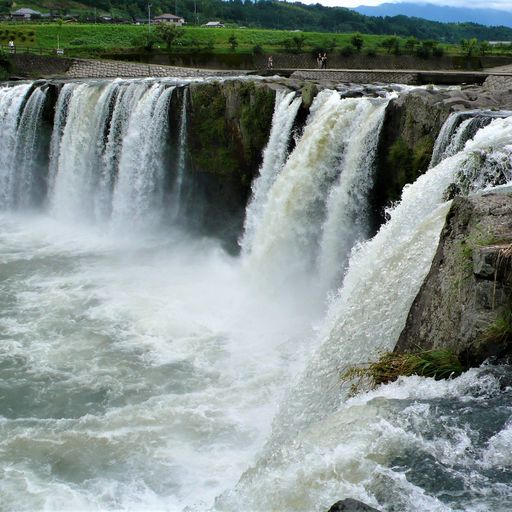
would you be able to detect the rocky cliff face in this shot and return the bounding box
[371,86,512,229]
[183,80,277,249]
[396,192,512,365]
[372,89,452,228]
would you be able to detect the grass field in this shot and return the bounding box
[0,22,506,58]
[0,23,448,55]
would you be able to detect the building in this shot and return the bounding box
[203,21,224,28]
[11,8,42,21]
[153,13,184,25]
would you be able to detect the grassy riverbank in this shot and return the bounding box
[0,23,453,56]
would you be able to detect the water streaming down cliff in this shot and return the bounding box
[245,89,391,292]
[47,80,177,228]
[430,110,512,168]
[217,112,512,512]
[0,83,47,209]
[170,87,189,221]
[1,79,512,512]
[241,89,302,253]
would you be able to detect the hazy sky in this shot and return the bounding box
[330,0,512,9]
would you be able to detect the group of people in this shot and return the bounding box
[266,52,328,70]
[317,52,328,69]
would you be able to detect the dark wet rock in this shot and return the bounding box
[396,192,512,365]
[372,89,451,229]
[327,498,382,512]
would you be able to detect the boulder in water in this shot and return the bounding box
[327,498,382,511]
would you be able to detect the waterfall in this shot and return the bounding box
[216,112,512,512]
[246,90,391,293]
[3,78,512,512]
[48,83,76,198]
[110,83,174,229]
[170,87,189,221]
[46,79,175,228]
[50,82,120,221]
[241,89,302,253]
[316,97,389,290]
[0,84,35,208]
[430,110,511,167]
[285,114,512,434]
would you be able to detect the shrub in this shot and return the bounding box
[351,33,364,52]
[416,44,431,58]
[365,47,376,57]
[252,43,263,55]
[340,44,355,57]
[432,46,444,57]
[342,349,466,392]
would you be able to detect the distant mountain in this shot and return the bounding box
[353,2,512,29]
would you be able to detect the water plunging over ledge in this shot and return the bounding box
[1,78,512,512]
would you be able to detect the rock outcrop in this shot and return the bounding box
[184,79,277,249]
[396,192,512,365]
[372,86,512,229]
[372,89,452,228]
[327,498,381,512]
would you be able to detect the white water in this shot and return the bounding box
[49,80,176,229]
[111,83,174,229]
[170,87,189,221]
[246,90,391,294]
[2,79,512,512]
[0,84,36,208]
[12,86,47,209]
[241,89,302,253]
[217,113,512,512]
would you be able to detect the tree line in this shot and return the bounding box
[41,0,512,43]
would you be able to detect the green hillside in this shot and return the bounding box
[5,0,512,43]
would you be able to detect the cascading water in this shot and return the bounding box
[0,83,44,209]
[110,83,174,229]
[1,77,512,512]
[245,89,391,294]
[241,89,302,253]
[430,110,511,167]
[11,86,48,209]
[169,87,189,221]
[48,79,175,228]
[216,113,512,512]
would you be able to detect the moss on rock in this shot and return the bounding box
[185,80,276,250]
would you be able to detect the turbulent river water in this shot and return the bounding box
[1,78,512,512]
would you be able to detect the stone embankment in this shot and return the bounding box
[9,53,247,79]
[65,58,244,79]
[290,68,489,86]
[484,64,512,90]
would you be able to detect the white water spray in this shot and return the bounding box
[241,89,302,253]
[247,90,391,294]
[0,83,32,208]
[110,83,174,229]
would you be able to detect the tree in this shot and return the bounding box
[404,36,419,54]
[156,23,184,51]
[460,37,478,58]
[480,40,490,56]
[381,36,399,54]
[350,33,364,52]
[228,33,238,51]
[292,34,305,53]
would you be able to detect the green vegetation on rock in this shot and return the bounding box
[343,349,466,393]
